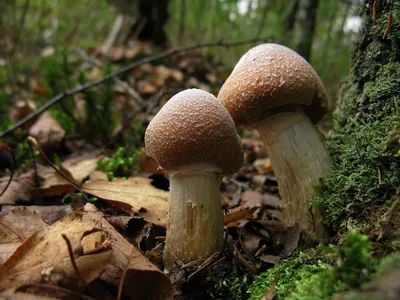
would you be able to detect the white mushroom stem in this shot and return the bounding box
[255,110,332,237]
[164,171,224,271]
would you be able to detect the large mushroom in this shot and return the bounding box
[218,43,331,237]
[145,89,243,270]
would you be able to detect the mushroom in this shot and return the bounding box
[145,89,243,270]
[218,43,331,237]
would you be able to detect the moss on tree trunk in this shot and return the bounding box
[313,0,400,238]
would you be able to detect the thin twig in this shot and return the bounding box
[0,147,15,198]
[187,252,219,280]
[0,219,24,241]
[27,136,90,201]
[117,267,127,300]
[14,0,30,49]
[178,0,186,43]
[0,37,272,138]
[62,233,86,283]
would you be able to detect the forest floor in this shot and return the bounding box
[0,5,399,298]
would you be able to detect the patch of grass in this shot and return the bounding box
[42,51,119,142]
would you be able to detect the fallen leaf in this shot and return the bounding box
[150,65,171,87]
[261,271,278,300]
[62,151,103,181]
[224,207,256,227]
[0,285,78,299]
[0,203,174,299]
[35,164,75,197]
[29,112,65,149]
[82,178,169,227]
[253,158,273,174]
[125,46,140,59]
[106,215,165,251]
[0,173,35,204]
[169,69,184,82]
[139,151,165,174]
[0,207,48,240]
[1,205,73,225]
[283,223,301,256]
[137,80,158,94]
[259,255,280,265]
[108,46,125,61]
[241,190,281,210]
[0,207,112,290]
[0,243,20,265]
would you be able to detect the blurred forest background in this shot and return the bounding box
[0,0,361,123]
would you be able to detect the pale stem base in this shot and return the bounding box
[164,171,224,271]
[256,111,332,237]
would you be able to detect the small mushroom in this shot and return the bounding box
[145,89,243,270]
[218,43,331,237]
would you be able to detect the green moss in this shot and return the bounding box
[205,267,252,300]
[97,147,144,180]
[374,251,400,277]
[313,117,400,233]
[248,230,377,300]
[313,3,400,234]
[248,251,330,300]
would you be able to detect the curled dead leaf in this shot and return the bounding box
[81,178,169,228]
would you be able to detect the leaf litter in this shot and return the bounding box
[0,37,308,299]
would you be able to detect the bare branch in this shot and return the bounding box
[0,37,273,138]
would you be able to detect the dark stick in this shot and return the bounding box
[0,147,15,198]
[0,37,271,138]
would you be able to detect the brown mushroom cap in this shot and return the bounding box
[145,89,244,175]
[218,43,329,126]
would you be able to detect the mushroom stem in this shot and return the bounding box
[255,110,331,237]
[164,171,224,271]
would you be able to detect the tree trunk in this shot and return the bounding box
[295,0,319,61]
[107,0,170,48]
[316,0,400,235]
[281,0,300,41]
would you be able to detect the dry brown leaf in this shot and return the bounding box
[0,173,35,204]
[0,243,20,265]
[0,204,173,299]
[224,207,257,227]
[85,204,173,300]
[108,46,125,61]
[205,73,217,83]
[150,65,171,87]
[82,178,169,228]
[89,170,109,181]
[0,207,48,240]
[29,112,65,149]
[125,47,140,59]
[1,205,73,225]
[0,206,113,290]
[253,158,273,174]
[137,80,158,94]
[241,190,282,210]
[139,151,165,174]
[62,151,103,181]
[35,164,75,197]
[0,287,60,299]
[169,69,184,82]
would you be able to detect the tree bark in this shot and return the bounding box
[295,0,319,61]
